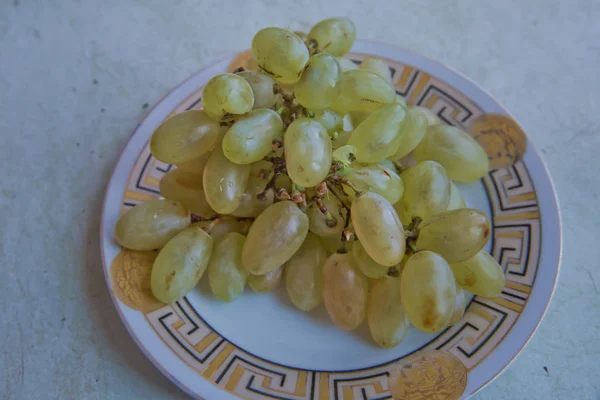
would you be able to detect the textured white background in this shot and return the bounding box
[1,0,599,399]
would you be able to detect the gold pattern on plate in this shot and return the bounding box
[110,250,164,313]
[388,350,468,400]
[469,113,527,169]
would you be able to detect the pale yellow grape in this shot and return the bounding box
[175,152,210,176]
[415,106,440,125]
[447,181,467,210]
[248,265,284,293]
[192,218,251,245]
[151,226,213,303]
[311,109,343,133]
[416,208,491,263]
[331,70,396,115]
[351,240,389,279]
[414,124,490,182]
[368,277,409,348]
[451,251,505,297]
[400,161,451,220]
[203,145,251,214]
[348,111,370,128]
[351,192,405,266]
[285,233,327,310]
[393,201,412,226]
[336,57,358,72]
[252,27,309,84]
[307,18,356,56]
[332,145,357,166]
[202,73,254,121]
[347,103,406,163]
[323,253,368,330]
[114,200,190,251]
[344,162,404,205]
[150,110,225,164]
[332,130,352,149]
[160,169,215,217]
[242,201,309,275]
[360,57,392,84]
[307,195,346,237]
[388,107,428,160]
[320,235,346,254]
[294,54,342,110]
[222,108,283,164]
[284,118,332,187]
[236,71,277,109]
[395,95,407,108]
[449,283,467,325]
[400,251,457,333]
[208,232,248,302]
[230,161,274,218]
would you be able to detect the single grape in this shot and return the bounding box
[242,201,309,275]
[151,226,213,304]
[319,235,347,254]
[248,265,284,293]
[351,240,389,279]
[449,282,467,325]
[368,276,409,348]
[416,208,491,263]
[351,192,405,267]
[415,106,441,126]
[230,161,274,218]
[307,18,356,56]
[347,103,406,163]
[310,108,343,134]
[222,108,283,164]
[285,233,328,311]
[202,73,254,121]
[400,160,451,220]
[344,162,404,205]
[208,232,248,302]
[335,57,359,72]
[203,145,251,214]
[307,195,346,237]
[323,253,368,330]
[175,152,211,176]
[393,200,412,226]
[400,251,457,333]
[150,110,225,164]
[192,218,251,245]
[447,181,467,210]
[348,111,370,128]
[359,57,392,84]
[284,118,332,187]
[330,70,396,115]
[451,251,505,297]
[236,71,277,109]
[388,107,428,160]
[414,124,490,182]
[252,27,309,84]
[160,169,215,217]
[114,199,190,251]
[294,54,342,110]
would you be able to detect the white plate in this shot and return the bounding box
[101,40,562,399]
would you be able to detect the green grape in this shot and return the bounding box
[248,265,284,293]
[311,108,343,134]
[351,192,405,266]
[294,54,342,110]
[236,71,277,109]
[203,145,251,214]
[388,107,428,160]
[351,240,389,279]
[393,200,411,226]
[332,130,352,149]
[359,57,392,84]
[395,95,408,108]
[284,118,332,187]
[348,111,370,128]
[175,152,211,176]
[114,199,190,251]
[415,106,440,126]
[414,124,490,182]
[400,161,451,220]
[447,181,467,210]
[285,233,328,311]
[323,253,368,330]
[400,251,457,333]
[160,169,215,217]
[416,208,491,263]
[151,226,213,304]
[275,174,293,193]
[242,201,309,275]
[222,108,283,164]
[345,162,404,205]
[331,70,396,115]
[336,57,359,72]
[449,282,467,325]
[150,110,225,164]
[208,232,248,302]
[230,161,274,218]
[451,251,505,297]
[192,218,251,245]
[320,235,346,254]
[252,27,309,84]
[368,277,409,348]
[306,195,346,237]
[347,103,406,163]
[202,73,254,121]
[332,145,356,166]
[307,17,356,56]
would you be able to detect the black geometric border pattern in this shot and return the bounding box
[120,54,541,399]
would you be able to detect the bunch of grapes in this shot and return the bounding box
[114,18,505,348]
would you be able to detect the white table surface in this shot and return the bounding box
[1,0,598,399]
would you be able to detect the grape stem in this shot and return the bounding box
[327,175,363,196]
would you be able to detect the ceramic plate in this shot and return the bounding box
[100,40,561,399]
